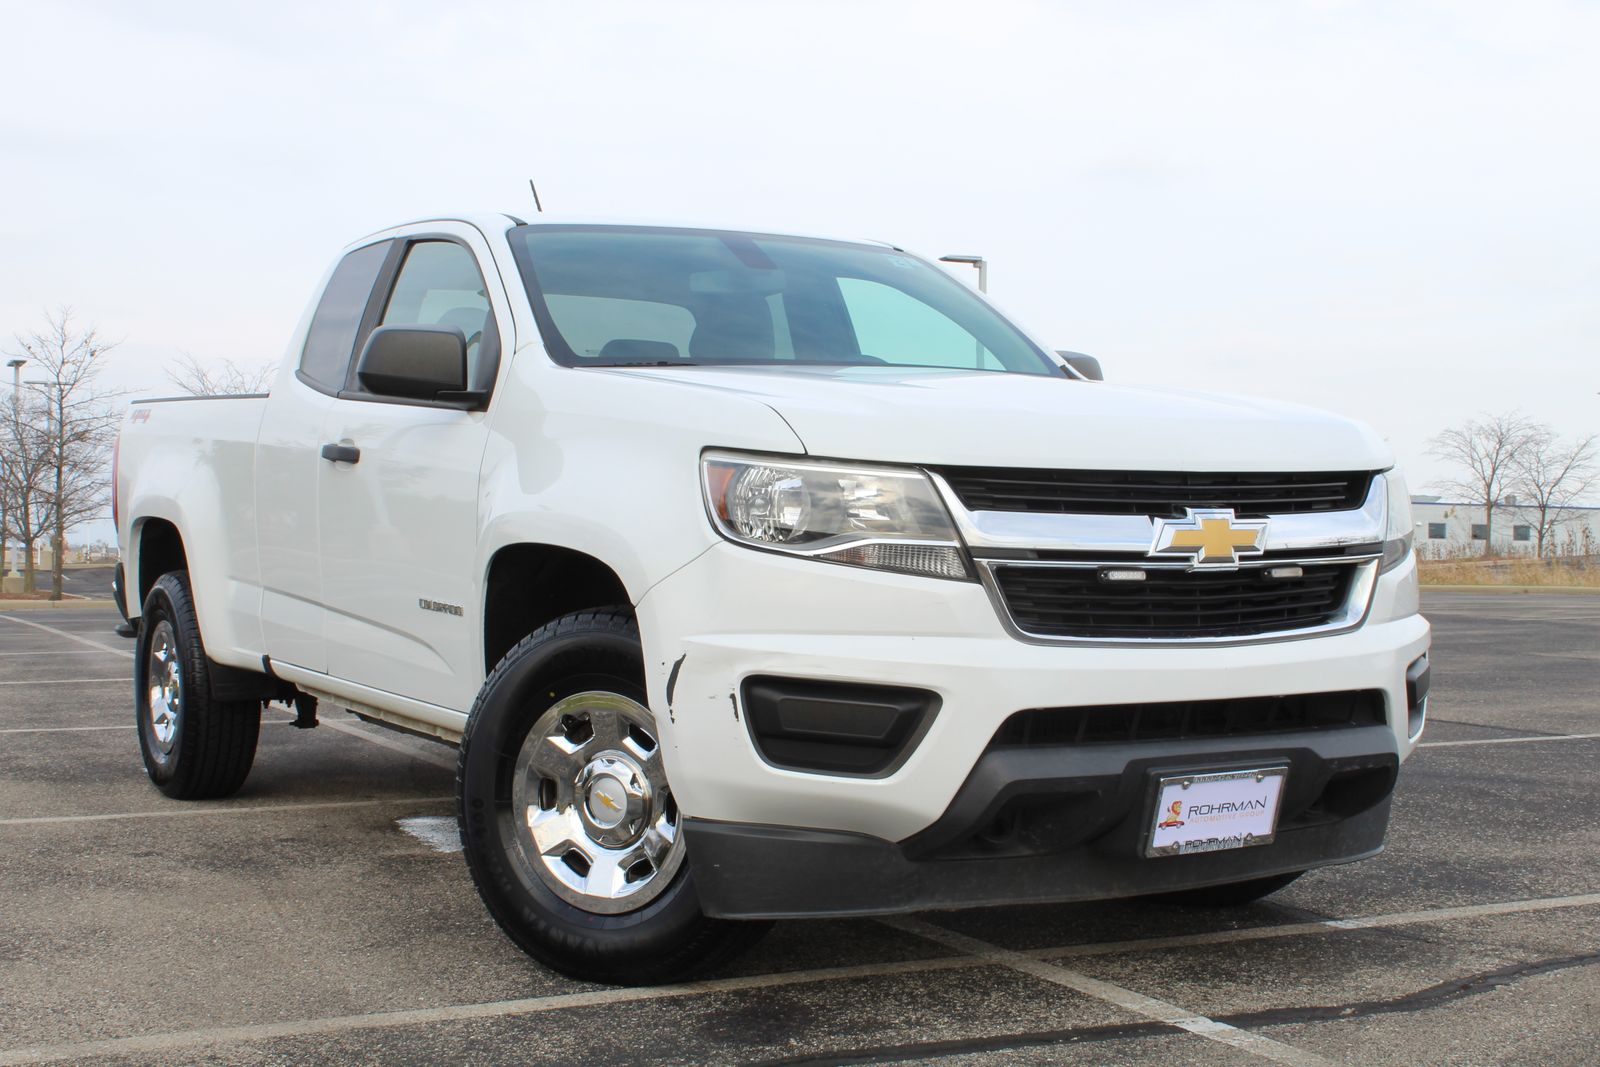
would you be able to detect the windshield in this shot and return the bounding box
[508,225,1060,375]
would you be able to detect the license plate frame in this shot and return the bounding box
[1143,766,1288,858]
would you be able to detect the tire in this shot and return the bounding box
[1163,870,1305,907]
[135,571,261,799]
[457,608,768,985]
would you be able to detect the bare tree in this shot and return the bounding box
[1511,430,1597,558]
[7,309,124,599]
[165,353,275,396]
[1426,412,1540,557]
[0,388,56,592]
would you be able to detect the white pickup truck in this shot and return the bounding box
[115,214,1430,983]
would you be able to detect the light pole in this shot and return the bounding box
[938,254,988,293]
[24,380,64,597]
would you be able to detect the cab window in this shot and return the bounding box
[372,241,497,388]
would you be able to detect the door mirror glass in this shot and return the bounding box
[356,325,468,400]
[1057,351,1103,381]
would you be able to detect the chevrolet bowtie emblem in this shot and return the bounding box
[1150,508,1269,568]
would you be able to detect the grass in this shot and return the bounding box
[1418,556,1600,588]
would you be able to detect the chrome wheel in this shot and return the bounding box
[510,692,684,914]
[145,620,181,754]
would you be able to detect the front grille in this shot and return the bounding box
[934,467,1373,517]
[992,563,1356,639]
[992,690,1387,747]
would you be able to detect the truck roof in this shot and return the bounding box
[350,212,899,253]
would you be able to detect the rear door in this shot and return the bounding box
[256,239,392,672]
[315,224,511,711]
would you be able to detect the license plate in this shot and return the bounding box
[1144,767,1287,858]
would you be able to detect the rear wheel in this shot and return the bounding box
[135,572,261,799]
[457,608,767,984]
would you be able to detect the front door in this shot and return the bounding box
[315,231,507,711]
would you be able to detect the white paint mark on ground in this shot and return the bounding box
[0,615,134,659]
[0,891,1596,1065]
[0,720,296,735]
[1031,891,1600,960]
[0,650,124,657]
[884,917,1337,1067]
[319,716,458,770]
[0,796,452,827]
[397,815,462,853]
[1419,732,1600,748]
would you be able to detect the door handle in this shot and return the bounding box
[320,443,361,465]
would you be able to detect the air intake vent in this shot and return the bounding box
[992,563,1355,639]
[992,690,1387,748]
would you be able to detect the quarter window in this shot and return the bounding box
[299,241,390,392]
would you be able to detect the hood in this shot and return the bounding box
[615,365,1392,472]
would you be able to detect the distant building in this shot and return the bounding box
[1411,497,1600,557]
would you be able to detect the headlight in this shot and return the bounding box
[701,452,972,580]
[1380,470,1413,573]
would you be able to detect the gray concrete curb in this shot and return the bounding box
[1422,584,1600,595]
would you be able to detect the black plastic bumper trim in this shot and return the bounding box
[686,725,1399,919]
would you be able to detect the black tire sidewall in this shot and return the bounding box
[457,616,716,978]
[135,575,190,783]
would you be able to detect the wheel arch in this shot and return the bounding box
[482,543,634,674]
[131,516,188,616]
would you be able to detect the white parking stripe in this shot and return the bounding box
[0,891,1595,1065]
[0,796,452,827]
[0,956,979,1067]
[1033,891,1600,960]
[1419,732,1600,748]
[885,917,1336,1067]
[319,717,459,770]
[0,720,297,735]
[0,615,134,659]
[0,650,123,656]
[0,679,128,686]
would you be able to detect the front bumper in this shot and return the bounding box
[639,543,1428,834]
[684,724,1395,919]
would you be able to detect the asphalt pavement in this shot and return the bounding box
[0,593,1595,1066]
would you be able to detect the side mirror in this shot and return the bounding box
[356,325,468,401]
[1057,351,1103,381]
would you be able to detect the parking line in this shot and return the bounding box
[319,717,458,770]
[0,956,979,1067]
[0,720,297,735]
[0,615,134,659]
[1,890,1596,1065]
[0,796,453,827]
[1032,891,1600,960]
[1419,732,1600,748]
[0,650,123,657]
[0,678,128,686]
[884,917,1335,1067]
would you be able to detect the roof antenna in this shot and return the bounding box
[528,179,544,214]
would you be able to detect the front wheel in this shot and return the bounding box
[456,608,767,984]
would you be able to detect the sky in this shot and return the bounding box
[2,0,1596,544]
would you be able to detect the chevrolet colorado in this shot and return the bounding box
[115,214,1430,983]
